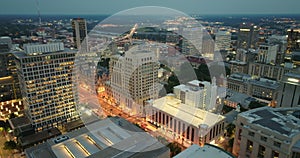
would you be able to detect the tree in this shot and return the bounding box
[8,113,16,119]
[164,74,180,93]
[3,141,17,150]
[248,101,266,109]
[167,142,182,157]
[177,62,196,83]
[226,124,236,137]
[195,64,211,82]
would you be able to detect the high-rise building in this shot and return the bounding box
[173,79,218,111]
[286,29,300,56]
[233,106,300,158]
[276,72,300,108]
[257,44,278,64]
[215,31,231,51]
[71,18,88,52]
[0,36,21,102]
[110,46,159,116]
[14,42,80,131]
[237,23,259,49]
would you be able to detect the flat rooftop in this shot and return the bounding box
[25,117,169,158]
[150,96,224,128]
[174,144,234,158]
[240,106,300,137]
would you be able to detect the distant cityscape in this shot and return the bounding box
[0,10,300,158]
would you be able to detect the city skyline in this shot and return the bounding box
[1,0,300,15]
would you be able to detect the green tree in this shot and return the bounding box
[195,64,211,81]
[167,142,182,157]
[164,74,180,93]
[3,141,17,150]
[248,101,266,109]
[177,62,195,83]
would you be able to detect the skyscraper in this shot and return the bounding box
[215,31,231,51]
[14,42,80,131]
[286,29,300,55]
[276,72,300,108]
[0,36,21,102]
[257,44,278,64]
[237,23,259,49]
[71,18,88,52]
[110,46,159,116]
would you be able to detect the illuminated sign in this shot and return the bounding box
[288,78,299,83]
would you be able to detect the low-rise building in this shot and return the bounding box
[233,106,300,158]
[25,117,169,158]
[146,95,225,147]
[174,144,234,158]
[227,73,280,104]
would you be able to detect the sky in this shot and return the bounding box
[1,0,300,15]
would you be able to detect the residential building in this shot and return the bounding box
[14,42,80,131]
[233,107,300,158]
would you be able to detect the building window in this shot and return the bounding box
[248,131,255,137]
[257,145,266,158]
[274,141,281,148]
[246,140,253,153]
[261,136,267,142]
[272,151,279,158]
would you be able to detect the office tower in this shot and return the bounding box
[215,31,231,51]
[276,72,300,108]
[237,23,259,49]
[0,36,12,52]
[201,35,215,60]
[233,107,300,158]
[286,29,300,56]
[71,18,88,52]
[110,46,159,116]
[257,44,278,64]
[14,42,80,131]
[181,27,203,55]
[0,36,21,102]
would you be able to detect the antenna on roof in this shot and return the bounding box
[35,0,41,26]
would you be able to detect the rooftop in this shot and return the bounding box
[25,117,169,158]
[174,144,234,158]
[150,96,224,128]
[240,106,300,137]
